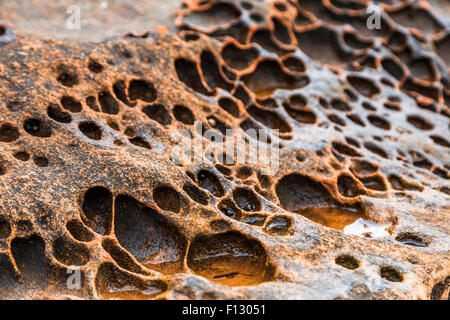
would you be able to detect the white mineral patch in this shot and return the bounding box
[344,218,391,239]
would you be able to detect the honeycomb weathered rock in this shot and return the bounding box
[0,0,448,300]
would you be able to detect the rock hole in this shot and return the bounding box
[401,78,440,100]
[295,26,351,65]
[47,104,72,123]
[95,262,167,300]
[173,105,195,125]
[86,96,100,112]
[395,233,428,247]
[66,220,94,242]
[81,186,113,235]
[0,162,7,176]
[210,219,232,232]
[388,175,422,191]
[241,1,253,10]
[113,80,135,107]
[409,150,433,170]
[432,167,449,179]
[258,97,278,109]
[106,119,119,131]
[10,235,64,291]
[347,75,380,98]
[362,101,376,111]
[430,135,450,148]
[215,164,232,176]
[332,141,362,157]
[88,58,103,73]
[13,151,29,161]
[407,115,434,130]
[272,17,291,44]
[0,123,19,142]
[218,198,242,220]
[364,141,389,159]
[129,136,152,150]
[187,231,273,286]
[250,13,264,23]
[351,159,378,176]
[175,58,211,96]
[233,85,250,106]
[282,56,306,73]
[98,90,120,114]
[345,137,360,148]
[124,127,136,137]
[389,7,442,34]
[53,236,90,266]
[78,121,102,140]
[344,32,372,50]
[128,80,157,103]
[328,113,346,126]
[359,175,387,191]
[60,96,82,113]
[435,34,450,66]
[0,216,11,238]
[201,50,232,91]
[142,104,172,125]
[276,174,333,211]
[384,101,401,111]
[285,105,317,124]
[241,214,267,226]
[181,32,200,42]
[222,42,258,70]
[102,239,147,275]
[338,174,365,197]
[23,118,52,138]
[331,98,352,112]
[408,58,435,82]
[368,114,391,130]
[233,188,261,212]
[183,182,209,205]
[153,185,181,213]
[32,156,48,167]
[236,166,253,179]
[56,64,78,87]
[274,2,287,11]
[430,277,449,300]
[218,97,240,117]
[347,114,366,127]
[242,60,309,97]
[379,266,403,282]
[114,195,187,274]
[296,206,364,231]
[263,216,292,236]
[381,58,404,80]
[197,170,224,197]
[335,255,359,270]
[248,105,292,133]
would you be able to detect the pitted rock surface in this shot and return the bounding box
[0,0,448,300]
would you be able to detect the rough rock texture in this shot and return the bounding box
[0,0,448,300]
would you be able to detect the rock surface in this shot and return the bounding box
[0,0,448,300]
